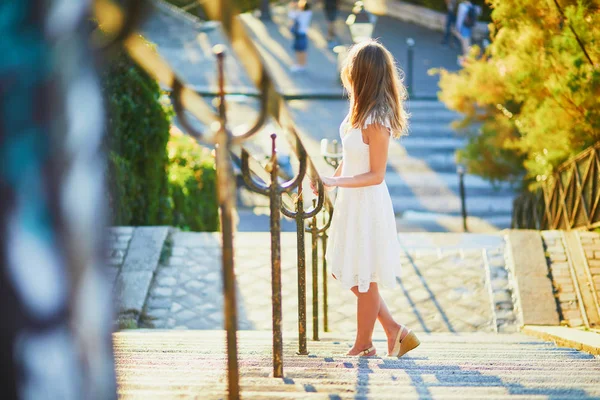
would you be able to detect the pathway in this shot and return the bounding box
[140,231,516,334]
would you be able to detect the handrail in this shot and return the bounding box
[512,142,600,230]
[94,0,338,398]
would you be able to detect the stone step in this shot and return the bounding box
[407,122,458,136]
[400,137,466,152]
[384,172,515,197]
[406,111,459,123]
[391,194,514,216]
[113,331,600,399]
[386,155,459,173]
[396,212,512,232]
[406,100,454,110]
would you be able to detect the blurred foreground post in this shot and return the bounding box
[0,1,116,398]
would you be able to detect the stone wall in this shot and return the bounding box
[541,231,584,327]
[383,1,489,42]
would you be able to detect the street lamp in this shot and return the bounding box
[456,164,468,232]
[346,1,377,43]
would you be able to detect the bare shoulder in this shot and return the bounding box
[362,123,391,145]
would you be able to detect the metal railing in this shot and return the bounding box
[512,142,600,231]
[95,0,337,398]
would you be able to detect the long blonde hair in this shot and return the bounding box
[341,40,409,138]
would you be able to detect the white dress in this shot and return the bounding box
[325,113,403,293]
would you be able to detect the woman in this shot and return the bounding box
[288,0,312,72]
[313,40,419,357]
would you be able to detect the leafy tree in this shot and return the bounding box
[435,0,600,189]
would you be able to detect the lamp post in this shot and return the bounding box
[457,164,468,232]
[406,37,415,97]
[346,1,377,44]
[335,2,377,80]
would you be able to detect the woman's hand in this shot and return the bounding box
[321,176,338,188]
[309,177,337,195]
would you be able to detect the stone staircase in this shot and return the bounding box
[389,101,515,232]
[114,330,600,399]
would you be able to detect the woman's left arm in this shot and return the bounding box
[324,124,389,188]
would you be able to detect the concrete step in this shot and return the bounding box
[113,330,600,399]
[407,122,457,136]
[401,137,466,152]
[386,155,459,173]
[406,100,454,110]
[407,111,458,123]
[391,194,514,216]
[384,172,515,197]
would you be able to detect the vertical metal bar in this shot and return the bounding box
[269,134,284,377]
[406,38,415,97]
[321,212,329,333]
[458,166,468,232]
[311,200,319,341]
[214,49,240,400]
[295,182,308,355]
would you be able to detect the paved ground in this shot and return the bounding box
[114,330,600,399]
[142,1,462,98]
[141,231,516,334]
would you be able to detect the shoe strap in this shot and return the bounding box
[360,346,375,356]
[399,326,411,342]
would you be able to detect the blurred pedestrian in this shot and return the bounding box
[456,0,478,63]
[289,0,313,72]
[441,0,458,46]
[324,0,339,46]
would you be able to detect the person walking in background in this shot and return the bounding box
[289,0,313,72]
[456,0,478,63]
[441,0,458,46]
[324,0,339,47]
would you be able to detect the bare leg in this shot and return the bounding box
[347,282,379,356]
[351,289,408,354]
[327,22,335,41]
[297,51,307,67]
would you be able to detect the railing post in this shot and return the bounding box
[281,179,324,354]
[457,164,468,232]
[213,48,240,399]
[294,184,308,355]
[241,135,306,378]
[321,211,329,332]
[311,200,319,341]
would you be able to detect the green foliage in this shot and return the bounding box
[403,0,491,21]
[167,132,219,231]
[103,49,219,231]
[103,49,173,226]
[435,0,600,188]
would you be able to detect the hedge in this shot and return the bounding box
[103,49,172,226]
[102,49,219,231]
[167,130,219,232]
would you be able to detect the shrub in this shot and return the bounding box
[434,0,600,189]
[103,49,173,226]
[167,130,219,231]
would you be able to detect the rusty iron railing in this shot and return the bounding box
[240,135,307,377]
[95,0,337,397]
[281,181,325,355]
[512,142,600,231]
[306,199,334,338]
